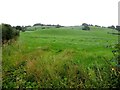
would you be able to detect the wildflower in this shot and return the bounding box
[112,68,115,71]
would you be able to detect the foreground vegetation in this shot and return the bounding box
[2,26,120,88]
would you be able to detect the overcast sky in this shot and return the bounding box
[0,0,119,26]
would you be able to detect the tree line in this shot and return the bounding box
[82,23,120,31]
[33,23,64,28]
[1,23,120,44]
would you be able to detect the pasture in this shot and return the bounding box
[2,26,119,88]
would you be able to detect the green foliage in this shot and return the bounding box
[55,24,61,28]
[15,26,25,32]
[2,26,119,88]
[2,23,20,44]
[116,26,120,31]
[108,25,115,29]
[82,23,90,30]
[2,24,13,40]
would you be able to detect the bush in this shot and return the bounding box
[15,26,25,32]
[108,25,115,29]
[116,26,120,31]
[41,27,45,29]
[56,24,61,28]
[82,26,90,30]
[2,23,20,44]
[82,23,90,30]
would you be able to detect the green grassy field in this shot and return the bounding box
[2,26,119,88]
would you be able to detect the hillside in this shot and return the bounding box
[2,26,119,88]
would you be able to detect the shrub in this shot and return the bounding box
[2,23,20,44]
[56,24,61,28]
[82,23,90,30]
[108,25,115,29]
[116,26,120,31]
[41,27,45,29]
[15,26,25,32]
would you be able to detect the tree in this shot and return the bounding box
[2,23,20,44]
[16,26,22,30]
[2,24,13,41]
[111,25,115,29]
[108,25,115,29]
[116,26,120,31]
[15,26,25,32]
[95,25,101,27]
[33,23,44,26]
[56,24,61,28]
[82,23,90,30]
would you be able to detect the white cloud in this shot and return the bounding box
[0,0,119,26]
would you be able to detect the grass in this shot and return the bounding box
[2,26,120,88]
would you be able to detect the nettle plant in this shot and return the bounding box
[109,43,120,88]
[112,43,120,69]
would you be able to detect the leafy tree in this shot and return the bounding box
[56,24,61,28]
[111,25,115,29]
[2,23,20,44]
[116,26,120,31]
[108,25,115,29]
[82,23,90,30]
[15,26,25,32]
[33,23,44,26]
[16,26,22,30]
[2,24,13,41]
[82,23,88,26]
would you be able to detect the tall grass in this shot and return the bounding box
[2,26,119,88]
